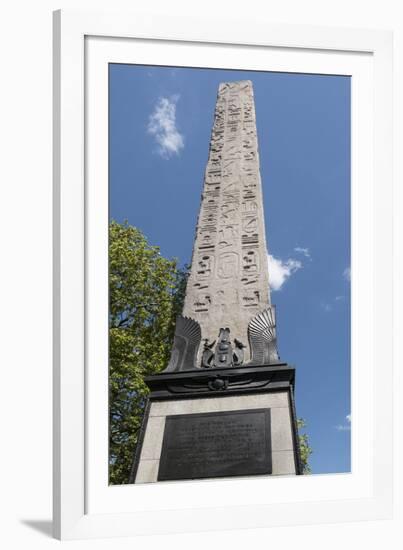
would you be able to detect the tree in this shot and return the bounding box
[109,221,187,484]
[297,418,313,474]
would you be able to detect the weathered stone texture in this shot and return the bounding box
[182,81,271,361]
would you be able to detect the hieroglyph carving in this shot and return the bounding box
[181,80,272,362]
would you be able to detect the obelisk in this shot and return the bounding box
[182,80,271,362]
[130,81,301,484]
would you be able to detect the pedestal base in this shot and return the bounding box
[130,364,301,483]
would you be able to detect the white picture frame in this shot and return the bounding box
[53,9,393,540]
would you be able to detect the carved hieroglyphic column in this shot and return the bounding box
[182,80,271,361]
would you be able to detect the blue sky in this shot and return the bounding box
[109,64,351,475]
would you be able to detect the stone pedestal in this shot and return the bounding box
[130,364,302,483]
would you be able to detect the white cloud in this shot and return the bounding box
[294,247,311,259]
[336,414,351,431]
[268,254,302,291]
[147,95,184,158]
[343,267,351,281]
[335,424,350,431]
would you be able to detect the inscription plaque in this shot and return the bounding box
[158,408,272,481]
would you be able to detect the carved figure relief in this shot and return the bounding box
[242,200,258,213]
[193,282,208,291]
[222,180,239,195]
[200,211,217,225]
[228,100,241,111]
[193,293,211,313]
[243,151,256,162]
[243,216,258,233]
[241,274,258,286]
[221,202,239,221]
[224,144,242,160]
[215,104,225,119]
[244,125,256,137]
[203,199,219,213]
[208,158,221,170]
[196,254,214,279]
[223,190,240,203]
[243,249,259,273]
[214,328,233,367]
[205,170,221,185]
[216,288,238,304]
[223,167,240,180]
[210,136,224,154]
[222,159,241,178]
[242,289,260,307]
[242,138,254,150]
[242,233,259,245]
[218,225,239,248]
[243,100,254,117]
[242,166,254,176]
[201,328,245,368]
[223,158,238,171]
[213,120,225,131]
[243,187,257,200]
[198,227,216,249]
[217,252,239,279]
[201,340,215,368]
[204,188,220,198]
[213,118,225,130]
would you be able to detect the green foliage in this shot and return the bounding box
[297,418,313,474]
[109,221,187,485]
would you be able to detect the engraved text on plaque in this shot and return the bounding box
[158,408,272,481]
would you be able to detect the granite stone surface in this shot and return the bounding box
[182,80,273,362]
[135,391,296,483]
